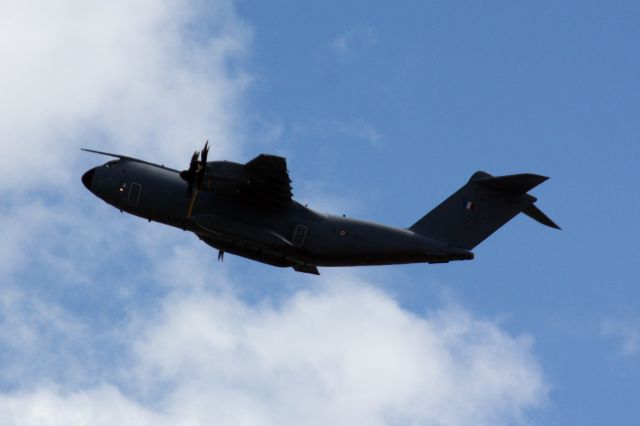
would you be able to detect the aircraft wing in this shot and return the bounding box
[243,154,293,206]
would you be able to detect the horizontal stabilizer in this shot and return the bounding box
[523,204,561,229]
[471,171,549,194]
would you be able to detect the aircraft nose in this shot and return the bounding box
[82,168,95,191]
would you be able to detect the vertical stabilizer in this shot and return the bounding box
[409,172,559,250]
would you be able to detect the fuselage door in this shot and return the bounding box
[292,224,308,248]
[128,183,142,206]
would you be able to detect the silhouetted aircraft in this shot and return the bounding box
[82,143,559,275]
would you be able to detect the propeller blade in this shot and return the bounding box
[195,141,209,188]
[190,150,200,171]
[186,180,193,198]
[186,188,199,218]
[196,169,205,188]
[201,140,209,164]
[184,150,200,197]
[183,141,212,216]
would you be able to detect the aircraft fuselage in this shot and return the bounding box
[82,159,472,271]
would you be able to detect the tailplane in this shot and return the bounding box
[409,171,559,250]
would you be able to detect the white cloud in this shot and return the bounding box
[135,282,546,425]
[331,27,375,56]
[0,0,250,191]
[0,0,251,293]
[305,118,382,148]
[335,119,382,147]
[601,318,640,357]
[294,179,362,216]
[0,0,250,391]
[0,281,547,426]
[0,386,161,426]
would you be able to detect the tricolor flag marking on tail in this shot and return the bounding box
[465,200,475,210]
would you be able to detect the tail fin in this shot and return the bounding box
[409,171,559,250]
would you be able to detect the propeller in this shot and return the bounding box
[197,141,209,188]
[179,141,209,218]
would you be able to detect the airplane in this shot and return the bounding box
[81,142,559,275]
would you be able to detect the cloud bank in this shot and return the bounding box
[0,0,249,191]
[0,281,546,426]
[0,1,547,425]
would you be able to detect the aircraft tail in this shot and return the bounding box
[409,171,559,250]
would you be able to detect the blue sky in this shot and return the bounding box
[1,1,638,424]
[239,2,639,422]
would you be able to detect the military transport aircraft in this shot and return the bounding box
[81,142,559,275]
